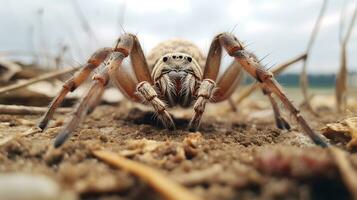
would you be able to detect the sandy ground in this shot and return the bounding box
[0,93,357,200]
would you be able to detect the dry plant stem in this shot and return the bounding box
[336,2,357,112]
[0,104,71,115]
[71,0,98,46]
[234,53,307,106]
[299,94,315,108]
[0,67,79,95]
[93,150,203,200]
[329,147,357,199]
[300,0,328,113]
[336,47,348,112]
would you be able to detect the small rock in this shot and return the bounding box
[0,173,76,200]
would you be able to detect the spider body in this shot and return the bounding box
[38,32,328,148]
[148,40,204,108]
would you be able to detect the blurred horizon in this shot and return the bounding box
[0,0,357,74]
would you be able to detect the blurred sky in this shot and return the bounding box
[0,0,357,74]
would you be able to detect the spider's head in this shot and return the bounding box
[152,52,202,106]
[152,53,202,81]
[152,52,202,82]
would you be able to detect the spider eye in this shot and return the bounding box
[163,56,168,62]
[187,57,192,62]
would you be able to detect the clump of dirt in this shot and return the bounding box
[0,102,356,200]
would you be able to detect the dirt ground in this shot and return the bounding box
[0,94,357,200]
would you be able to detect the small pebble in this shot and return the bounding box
[0,173,77,200]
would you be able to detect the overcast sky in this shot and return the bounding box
[1,0,357,74]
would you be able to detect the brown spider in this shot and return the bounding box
[38,33,328,148]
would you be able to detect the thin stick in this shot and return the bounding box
[0,105,72,115]
[329,147,357,199]
[0,66,79,95]
[93,150,203,200]
[36,8,52,68]
[300,0,329,113]
[233,53,307,106]
[336,1,357,112]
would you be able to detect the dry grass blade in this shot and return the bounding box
[92,150,203,200]
[300,0,328,113]
[233,53,307,106]
[71,0,98,45]
[0,104,72,115]
[329,147,357,199]
[0,66,79,95]
[0,127,40,146]
[336,1,357,112]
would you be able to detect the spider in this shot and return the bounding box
[37,32,328,148]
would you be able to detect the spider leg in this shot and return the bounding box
[109,54,141,102]
[189,36,222,131]
[136,81,175,129]
[54,68,109,147]
[189,36,243,131]
[189,79,216,131]
[214,59,289,130]
[262,87,291,130]
[217,32,328,147]
[214,60,243,102]
[53,34,176,147]
[112,34,175,129]
[38,48,112,130]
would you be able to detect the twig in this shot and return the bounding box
[92,150,203,200]
[54,44,69,69]
[336,1,357,112]
[117,3,126,34]
[329,147,357,199]
[36,8,52,68]
[300,0,329,113]
[299,94,315,108]
[0,105,71,115]
[233,53,307,106]
[0,66,79,95]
